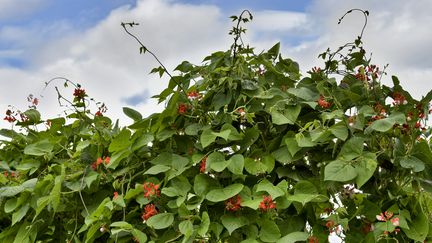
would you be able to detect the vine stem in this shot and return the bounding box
[79,169,90,216]
[121,22,191,102]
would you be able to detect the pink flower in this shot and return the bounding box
[391,217,400,226]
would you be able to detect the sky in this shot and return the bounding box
[1,0,432,129]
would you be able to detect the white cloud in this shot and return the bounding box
[0,0,48,20]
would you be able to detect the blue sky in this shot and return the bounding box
[1,0,432,131]
[0,0,311,68]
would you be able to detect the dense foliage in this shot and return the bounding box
[1,10,432,242]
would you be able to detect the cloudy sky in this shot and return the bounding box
[1,0,431,127]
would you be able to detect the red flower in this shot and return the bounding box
[96,157,103,166]
[259,195,276,212]
[225,195,242,212]
[317,95,331,109]
[391,217,400,226]
[143,182,160,199]
[104,157,110,164]
[178,103,188,115]
[32,98,39,106]
[311,67,321,73]
[3,171,8,177]
[308,236,319,243]
[91,162,98,170]
[142,204,158,221]
[392,92,406,105]
[95,111,103,117]
[73,88,86,98]
[187,91,201,100]
[3,115,16,123]
[113,192,119,199]
[199,157,207,173]
[326,220,335,232]
[237,108,246,116]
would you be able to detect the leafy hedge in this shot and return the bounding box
[1,10,432,243]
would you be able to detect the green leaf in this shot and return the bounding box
[146,213,174,229]
[107,149,130,169]
[24,140,53,156]
[206,184,244,202]
[12,204,29,225]
[271,111,292,125]
[144,165,171,175]
[276,231,309,243]
[197,212,210,237]
[399,156,425,172]
[324,160,357,182]
[259,220,281,242]
[256,180,285,199]
[227,154,244,175]
[123,107,143,121]
[241,198,262,209]
[131,133,153,151]
[179,220,193,236]
[355,153,377,188]
[131,229,148,243]
[161,187,179,197]
[285,137,301,157]
[338,137,364,160]
[110,221,133,230]
[287,87,318,101]
[23,109,41,123]
[221,214,249,235]
[208,152,228,172]
[113,195,126,207]
[194,174,218,197]
[330,122,348,141]
[4,198,18,213]
[201,129,217,148]
[109,128,132,152]
[245,155,275,175]
[0,178,38,198]
[185,123,203,136]
[365,112,405,133]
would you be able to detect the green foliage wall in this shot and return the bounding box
[1,9,432,243]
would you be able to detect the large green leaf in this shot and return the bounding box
[365,112,405,133]
[123,107,142,121]
[24,140,53,156]
[227,154,244,175]
[399,156,425,172]
[206,184,244,202]
[276,232,309,243]
[338,137,364,160]
[256,179,285,199]
[109,128,132,152]
[0,178,38,198]
[259,220,281,242]
[146,213,174,229]
[324,160,357,182]
[221,214,249,235]
[355,153,377,188]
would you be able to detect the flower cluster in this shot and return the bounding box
[392,92,407,106]
[95,103,107,117]
[3,109,16,123]
[187,91,201,100]
[259,195,276,212]
[143,182,160,199]
[141,204,158,221]
[376,211,400,235]
[317,95,331,109]
[73,88,86,99]
[3,171,17,178]
[91,157,110,170]
[225,195,242,212]
[308,236,319,243]
[178,103,188,115]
